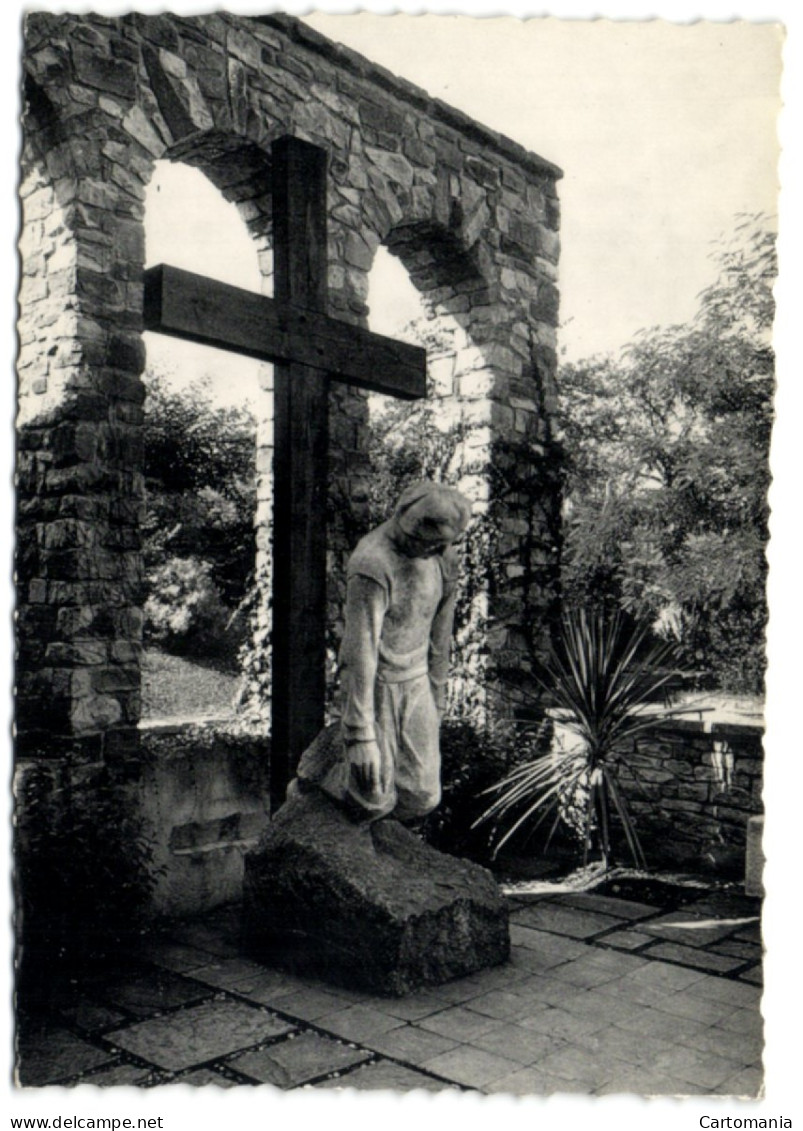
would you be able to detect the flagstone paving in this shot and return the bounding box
[105,999,298,1073]
[79,1064,155,1087]
[314,1059,453,1091]
[97,968,213,1017]
[17,1026,117,1086]
[16,884,763,1096]
[226,1032,373,1087]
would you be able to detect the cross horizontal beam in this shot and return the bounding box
[143,263,427,400]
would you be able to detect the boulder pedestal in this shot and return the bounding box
[242,788,510,996]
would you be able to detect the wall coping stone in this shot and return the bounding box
[251,13,563,182]
[640,718,763,739]
[710,721,765,739]
[647,717,708,735]
[138,717,238,737]
[551,706,763,740]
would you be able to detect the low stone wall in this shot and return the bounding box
[133,722,270,917]
[617,719,764,875]
[135,715,765,913]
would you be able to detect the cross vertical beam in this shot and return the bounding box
[142,134,427,812]
[270,136,330,811]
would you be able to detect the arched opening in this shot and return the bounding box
[364,234,495,720]
[141,160,269,724]
[364,242,468,492]
[368,244,462,403]
[372,222,497,476]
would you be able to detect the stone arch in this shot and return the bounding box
[362,213,552,717]
[351,173,562,714]
[17,10,567,917]
[17,84,284,749]
[18,9,564,765]
[140,134,280,729]
[140,152,275,724]
[152,135,274,259]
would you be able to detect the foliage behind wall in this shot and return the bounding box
[556,217,775,694]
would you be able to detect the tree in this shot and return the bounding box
[557,215,775,693]
[142,372,257,664]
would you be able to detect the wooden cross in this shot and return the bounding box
[144,135,427,811]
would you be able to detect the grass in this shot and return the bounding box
[141,648,241,722]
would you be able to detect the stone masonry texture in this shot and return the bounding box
[243,788,510,995]
[17,16,765,924]
[617,721,764,872]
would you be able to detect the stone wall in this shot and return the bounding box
[137,716,765,915]
[18,12,563,764]
[13,721,270,926]
[134,723,271,916]
[618,720,764,875]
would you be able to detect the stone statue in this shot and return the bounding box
[246,481,509,995]
[295,481,472,823]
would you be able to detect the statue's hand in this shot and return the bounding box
[430,679,447,718]
[348,739,385,798]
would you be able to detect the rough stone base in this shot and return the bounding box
[242,788,510,996]
[745,814,765,897]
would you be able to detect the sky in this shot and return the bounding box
[5,2,803,1128]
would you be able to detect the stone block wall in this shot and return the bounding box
[618,720,764,874]
[13,722,271,924]
[17,157,146,750]
[18,11,563,766]
[134,723,271,916]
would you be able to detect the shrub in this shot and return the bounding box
[557,219,775,694]
[142,373,257,673]
[144,556,243,669]
[15,762,160,1007]
[423,717,535,863]
[475,608,684,870]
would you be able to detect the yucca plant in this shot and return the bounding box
[475,607,684,870]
